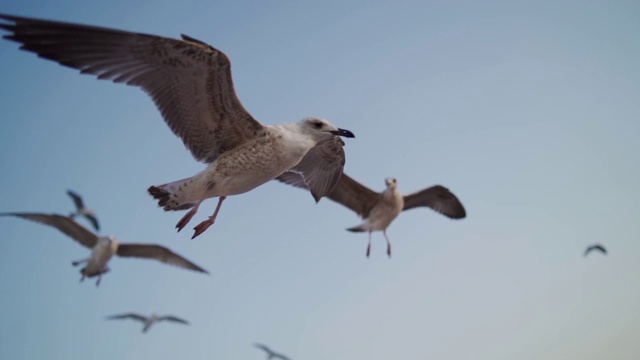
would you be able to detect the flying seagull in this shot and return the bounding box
[67,190,100,231]
[0,14,355,240]
[278,175,466,257]
[584,244,607,257]
[254,343,291,360]
[105,313,189,333]
[0,212,208,285]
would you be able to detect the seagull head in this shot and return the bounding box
[385,177,398,189]
[299,117,355,140]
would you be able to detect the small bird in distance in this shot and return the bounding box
[584,244,607,257]
[105,313,189,333]
[67,190,100,231]
[254,343,291,360]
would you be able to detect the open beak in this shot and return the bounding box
[329,128,355,138]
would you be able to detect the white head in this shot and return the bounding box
[297,117,355,141]
[385,177,398,189]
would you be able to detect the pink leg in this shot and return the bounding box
[366,231,372,258]
[383,230,392,258]
[95,268,109,287]
[192,196,227,239]
[175,201,203,232]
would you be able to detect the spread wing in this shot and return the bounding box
[277,136,347,202]
[0,13,265,163]
[159,315,189,325]
[327,174,382,219]
[0,212,98,248]
[585,244,607,256]
[116,243,208,273]
[254,343,291,359]
[402,185,466,219]
[106,313,148,323]
[277,171,381,218]
[84,213,100,232]
[66,190,84,210]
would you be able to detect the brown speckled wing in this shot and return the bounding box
[0,13,264,163]
[277,136,347,202]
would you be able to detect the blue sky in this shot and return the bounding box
[1,1,639,359]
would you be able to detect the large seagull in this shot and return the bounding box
[0,14,355,239]
[0,213,208,286]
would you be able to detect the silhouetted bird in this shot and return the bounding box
[254,343,291,360]
[106,313,188,333]
[584,244,607,257]
[67,190,100,231]
[278,175,466,257]
[0,213,208,286]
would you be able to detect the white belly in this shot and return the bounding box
[84,239,116,276]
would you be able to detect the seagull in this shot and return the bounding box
[0,212,208,286]
[67,190,100,231]
[0,14,355,239]
[278,174,466,257]
[584,244,607,257]
[254,343,291,360]
[105,313,189,333]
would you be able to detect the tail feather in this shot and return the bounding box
[148,178,197,211]
[347,225,366,232]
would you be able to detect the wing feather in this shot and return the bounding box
[402,185,466,219]
[0,212,98,248]
[277,136,347,202]
[116,243,208,273]
[0,13,264,163]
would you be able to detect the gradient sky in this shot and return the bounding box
[1,1,639,359]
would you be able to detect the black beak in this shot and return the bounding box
[330,128,355,138]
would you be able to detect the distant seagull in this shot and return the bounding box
[105,313,189,333]
[0,213,208,285]
[278,175,466,257]
[584,244,607,257]
[254,343,291,360]
[67,190,100,231]
[0,14,355,239]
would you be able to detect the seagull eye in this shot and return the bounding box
[313,121,323,129]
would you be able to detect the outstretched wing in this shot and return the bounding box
[278,171,381,219]
[106,313,148,323]
[585,244,607,256]
[0,212,98,248]
[84,213,100,232]
[277,136,347,202]
[0,13,265,163]
[66,190,84,211]
[402,185,466,219]
[116,243,208,273]
[159,315,189,325]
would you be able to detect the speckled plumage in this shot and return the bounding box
[0,14,355,238]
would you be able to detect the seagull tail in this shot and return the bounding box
[148,178,197,211]
[347,225,366,232]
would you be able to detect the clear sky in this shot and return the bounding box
[1,1,639,359]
